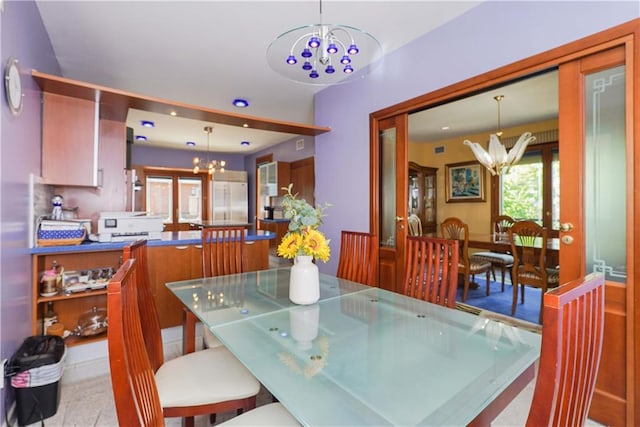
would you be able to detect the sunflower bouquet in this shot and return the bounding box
[277,184,331,263]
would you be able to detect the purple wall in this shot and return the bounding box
[132,144,245,170]
[1,0,61,419]
[314,1,639,274]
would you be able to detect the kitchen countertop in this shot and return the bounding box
[190,220,253,228]
[258,218,290,223]
[30,229,275,255]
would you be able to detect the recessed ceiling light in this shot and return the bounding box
[141,120,155,128]
[135,135,148,141]
[170,111,177,116]
[186,141,196,147]
[242,123,249,128]
[240,141,250,146]
[441,126,450,131]
[233,99,249,108]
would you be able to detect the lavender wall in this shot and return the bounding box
[1,0,60,419]
[314,1,639,275]
[132,144,246,170]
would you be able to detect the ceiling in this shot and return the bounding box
[35,1,557,154]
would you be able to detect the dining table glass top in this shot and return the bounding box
[166,268,541,426]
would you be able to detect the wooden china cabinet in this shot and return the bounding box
[408,162,437,233]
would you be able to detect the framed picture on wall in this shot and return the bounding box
[444,161,485,203]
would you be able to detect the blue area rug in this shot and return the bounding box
[455,278,542,325]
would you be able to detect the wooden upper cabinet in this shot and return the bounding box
[42,92,100,186]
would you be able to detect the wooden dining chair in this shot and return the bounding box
[508,220,560,324]
[440,217,492,302]
[108,257,299,427]
[407,214,423,236]
[471,215,515,291]
[122,240,260,427]
[202,227,245,277]
[403,236,459,308]
[526,273,605,426]
[201,227,246,349]
[336,230,378,286]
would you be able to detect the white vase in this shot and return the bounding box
[289,255,320,305]
[290,304,320,350]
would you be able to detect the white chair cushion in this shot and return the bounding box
[203,327,224,348]
[219,402,300,426]
[156,347,260,408]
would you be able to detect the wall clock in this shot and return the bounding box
[5,57,23,116]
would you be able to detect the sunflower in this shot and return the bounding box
[303,229,330,262]
[278,184,332,262]
[277,232,303,259]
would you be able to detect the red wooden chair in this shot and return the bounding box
[108,257,298,427]
[122,240,259,427]
[526,273,605,425]
[202,227,245,277]
[336,230,378,286]
[403,236,459,308]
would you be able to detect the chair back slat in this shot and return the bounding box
[202,227,245,277]
[108,259,165,427]
[403,236,459,308]
[123,240,164,372]
[526,273,605,426]
[336,231,378,286]
[440,217,469,265]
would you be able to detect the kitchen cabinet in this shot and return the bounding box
[258,219,290,256]
[31,238,271,344]
[148,240,270,329]
[409,162,438,233]
[257,161,290,221]
[42,92,100,186]
[31,248,122,347]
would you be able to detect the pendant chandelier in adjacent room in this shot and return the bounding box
[464,95,536,176]
[193,126,225,175]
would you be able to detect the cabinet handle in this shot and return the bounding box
[175,246,188,250]
[245,241,255,245]
[194,245,203,249]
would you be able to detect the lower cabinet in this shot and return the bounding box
[147,239,270,329]
[31,238,271,345]
[31,249,122,347]
[258,220,290,255]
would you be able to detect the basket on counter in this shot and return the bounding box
[37,229,87,247]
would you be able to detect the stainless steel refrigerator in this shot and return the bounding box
[210,176,248,223]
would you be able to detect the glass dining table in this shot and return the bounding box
[166,268,541,426]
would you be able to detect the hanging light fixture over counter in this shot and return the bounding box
[193,126,225,175]
[266,0,382,85]
[463,95,536,176]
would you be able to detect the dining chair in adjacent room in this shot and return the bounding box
[526,273,605,426]
[107,257,299,427]
[336,230,378,286]
[471,215,516,291]
[407,214,423,236]
[122,240,260,427]
[508,220,560,324]
[403,236,459,308]
[440,217,492,302]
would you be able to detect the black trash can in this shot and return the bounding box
[7,336,66,426]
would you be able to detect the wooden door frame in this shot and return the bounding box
[369,19,639,425]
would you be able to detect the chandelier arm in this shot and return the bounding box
[289,32,318,55]
[327,27,356,45]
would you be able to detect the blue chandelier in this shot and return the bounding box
[267,0,382,85]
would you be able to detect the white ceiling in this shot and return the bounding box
[35,1,557,154]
